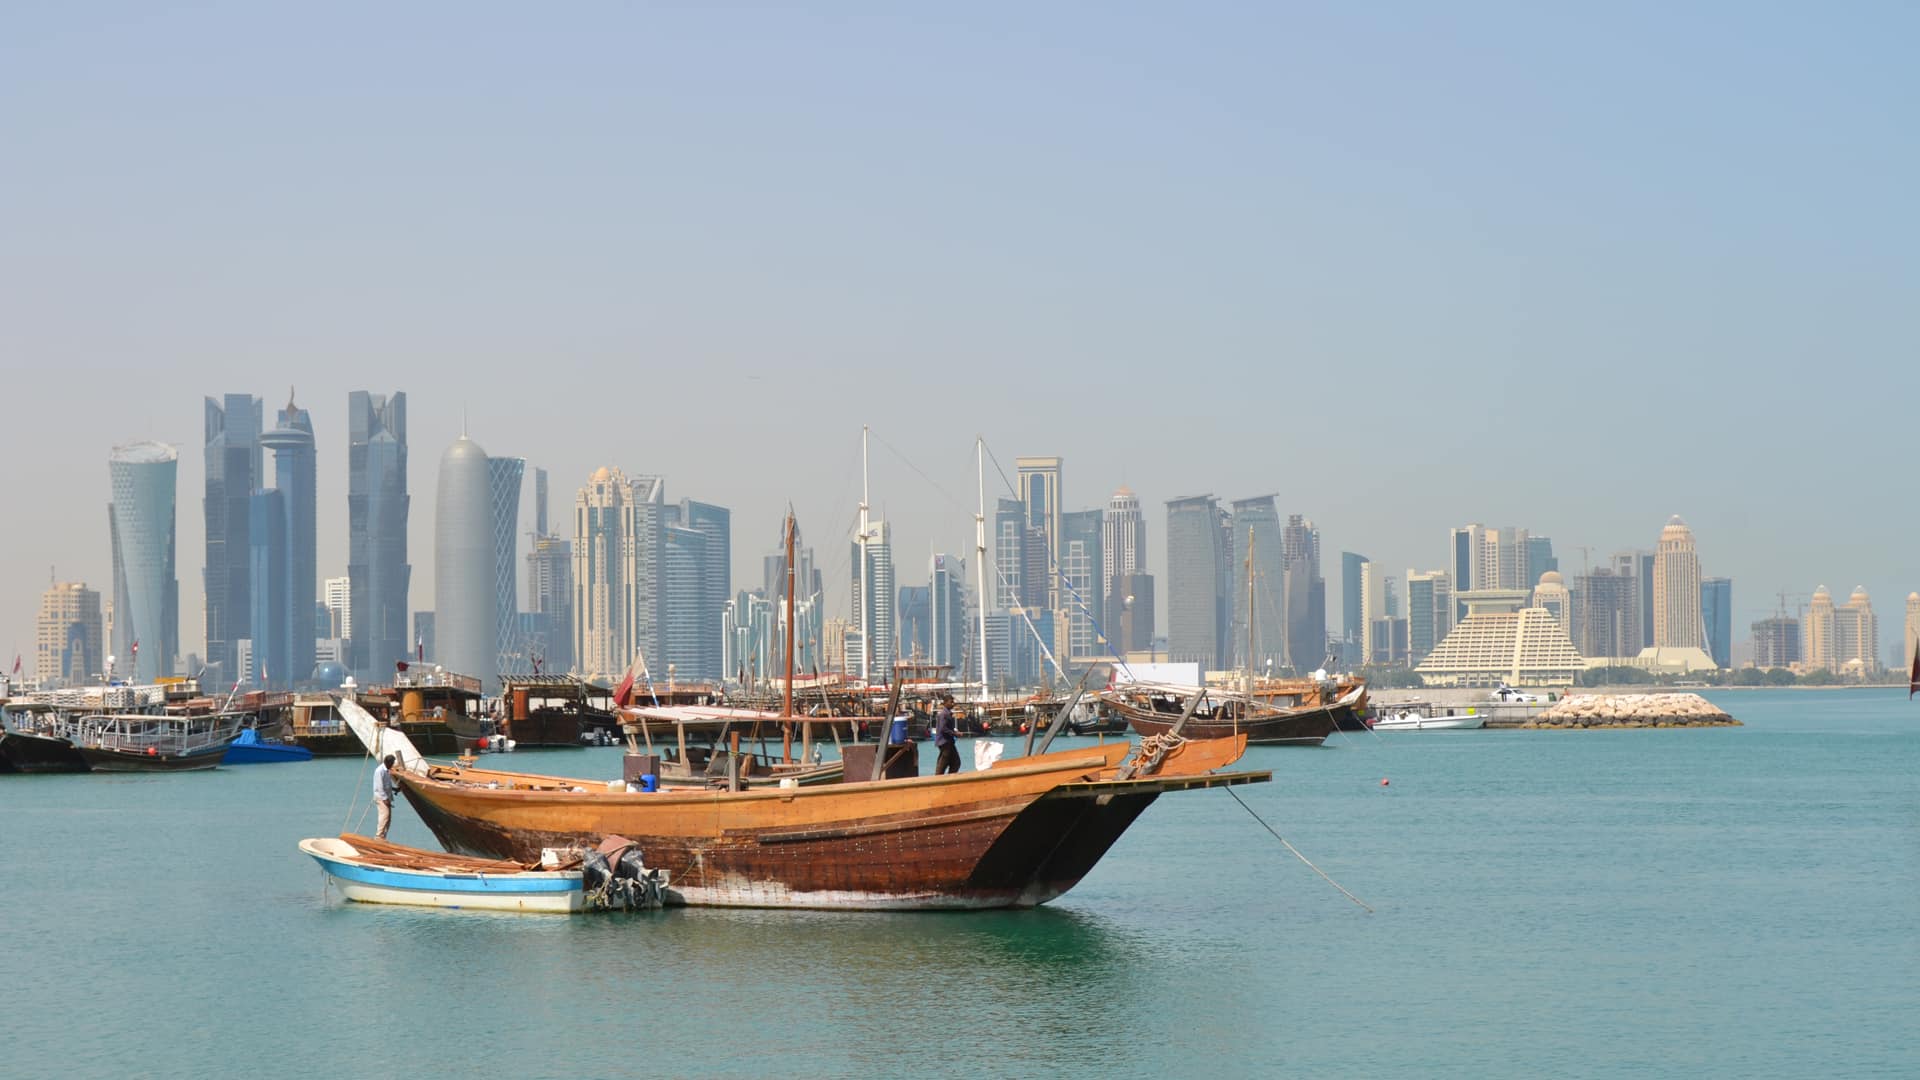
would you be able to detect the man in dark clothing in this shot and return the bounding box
[933,698,961,775]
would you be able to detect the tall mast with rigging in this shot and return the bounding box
[975,437,991,698]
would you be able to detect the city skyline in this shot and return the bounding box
[3,6,1916,673]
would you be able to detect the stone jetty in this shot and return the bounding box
[1524,693,1739,728]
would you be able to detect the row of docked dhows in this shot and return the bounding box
[319,690,1269,912]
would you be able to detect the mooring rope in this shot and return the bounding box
[1226,787,1374,913]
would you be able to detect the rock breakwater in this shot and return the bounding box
[1524,693,1739,728]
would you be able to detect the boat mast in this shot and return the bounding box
[858,425,871,684]
[975,437,991,699]
[783,509,798,763]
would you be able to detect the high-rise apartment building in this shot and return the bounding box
[109,441,179,682]
[1341,551,1368,650]
[570,467,661,681]
[243,395,317,688]
[662,523,712,681]
[929,554,966,668]
[674,499,730,683]
[346,390,408,681]
[1059,508,1104,659]
[1835,587,1878,674]
[897,585,931,660]
[847,520,895,678]
[1406,570,1453,665]
[1357,559,1386,665]
[524,534,573,674]
[1752,615,1801,669]
[1282,515,1325,673]
[1575,567,1637,661]
[203,394,262,683]
[1102,486,1145,609]
[37,581,102,687]
[1700,577,1733,669]
[1804,586,1836,671]
[1167,495,1229,671]
[1229,496,1285,672]
[436,435,496,688]
[323,576,352,639]
[1110,573,1155,656]
[1652,516,1706,650]
[1015,457,1063,608]
[485,455,526,676]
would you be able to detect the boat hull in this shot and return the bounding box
[1371,714,1485,731]
[78,743,230,772]
[299,838,585,913]
[223,742,316,764]
[394,744,1245,910]
[0,730,91,773]
[1112,699,1339,746]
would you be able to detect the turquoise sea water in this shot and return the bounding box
[2,688,1915,1078]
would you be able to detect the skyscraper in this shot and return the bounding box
[108,441,179,682]
[663,522,711,681]
[1282,515,1325,673]
[323,576,352,639]
[848,520,895,678]
[1228,496,1285,672]
[897,584,931,660]
[1341,551,1368,650]
[435,435,497,687]
[37,581,102,687]
[203,394,261,682]
[572,466,655,681]
[1102,486,1145,609]
[252,394,316,687]
[993,497,1026,610]
[929,553,966,667]
[1060,508,1105,659]
[675,499,731,683]
[347,390,408,681]
[1015,456,1063,608]
[1652,516,1706,650]
[1753,614,1800,669]
[1532,572,1573,641]
[1835,587,1878,674]
[1166,495,1228,671]
[1576,567,1636,661]
[1700,577,1733,669]
[1358,560,1385,664]
[1406,570,1453,665]
[487,455,526,676]
[1804,586,1836,670]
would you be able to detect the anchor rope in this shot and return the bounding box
[1225,787,1373,914]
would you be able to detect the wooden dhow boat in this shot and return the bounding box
[334,511,1267,911]
[1102,682,1358,746]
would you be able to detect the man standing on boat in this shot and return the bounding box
[373,754,398,838]
[933,697,961,775]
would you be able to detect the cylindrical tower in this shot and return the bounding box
[108,441,180,682]
[435,435,497,689]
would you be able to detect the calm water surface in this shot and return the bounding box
[2,689,1914,1078]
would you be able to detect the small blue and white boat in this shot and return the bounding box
[224,726,314,764]
[299,835,666,913]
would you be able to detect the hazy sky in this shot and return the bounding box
[3,3,1916,672]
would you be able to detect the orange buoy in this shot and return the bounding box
[477,736,489,750]
[1379,778,1389,786]
[147,746,158,756]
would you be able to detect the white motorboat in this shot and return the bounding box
[1370,708,1485,731]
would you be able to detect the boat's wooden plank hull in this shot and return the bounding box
[77,745,228,772]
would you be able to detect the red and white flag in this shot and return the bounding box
[612,654,641,709]
[10,654,19,676]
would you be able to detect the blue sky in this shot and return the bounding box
[2,3,1916,669]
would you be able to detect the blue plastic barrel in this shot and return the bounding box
[639,774,658,793]
[888,717,909,745]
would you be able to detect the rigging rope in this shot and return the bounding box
[1225,786,1374,914]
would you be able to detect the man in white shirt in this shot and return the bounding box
[372,754,399,839]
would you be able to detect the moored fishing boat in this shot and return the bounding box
[1102,683,1354,746]
[299,834,666,913]
[0,714,91,773]
[72,711,243,771]
[1369,707,1485,731]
